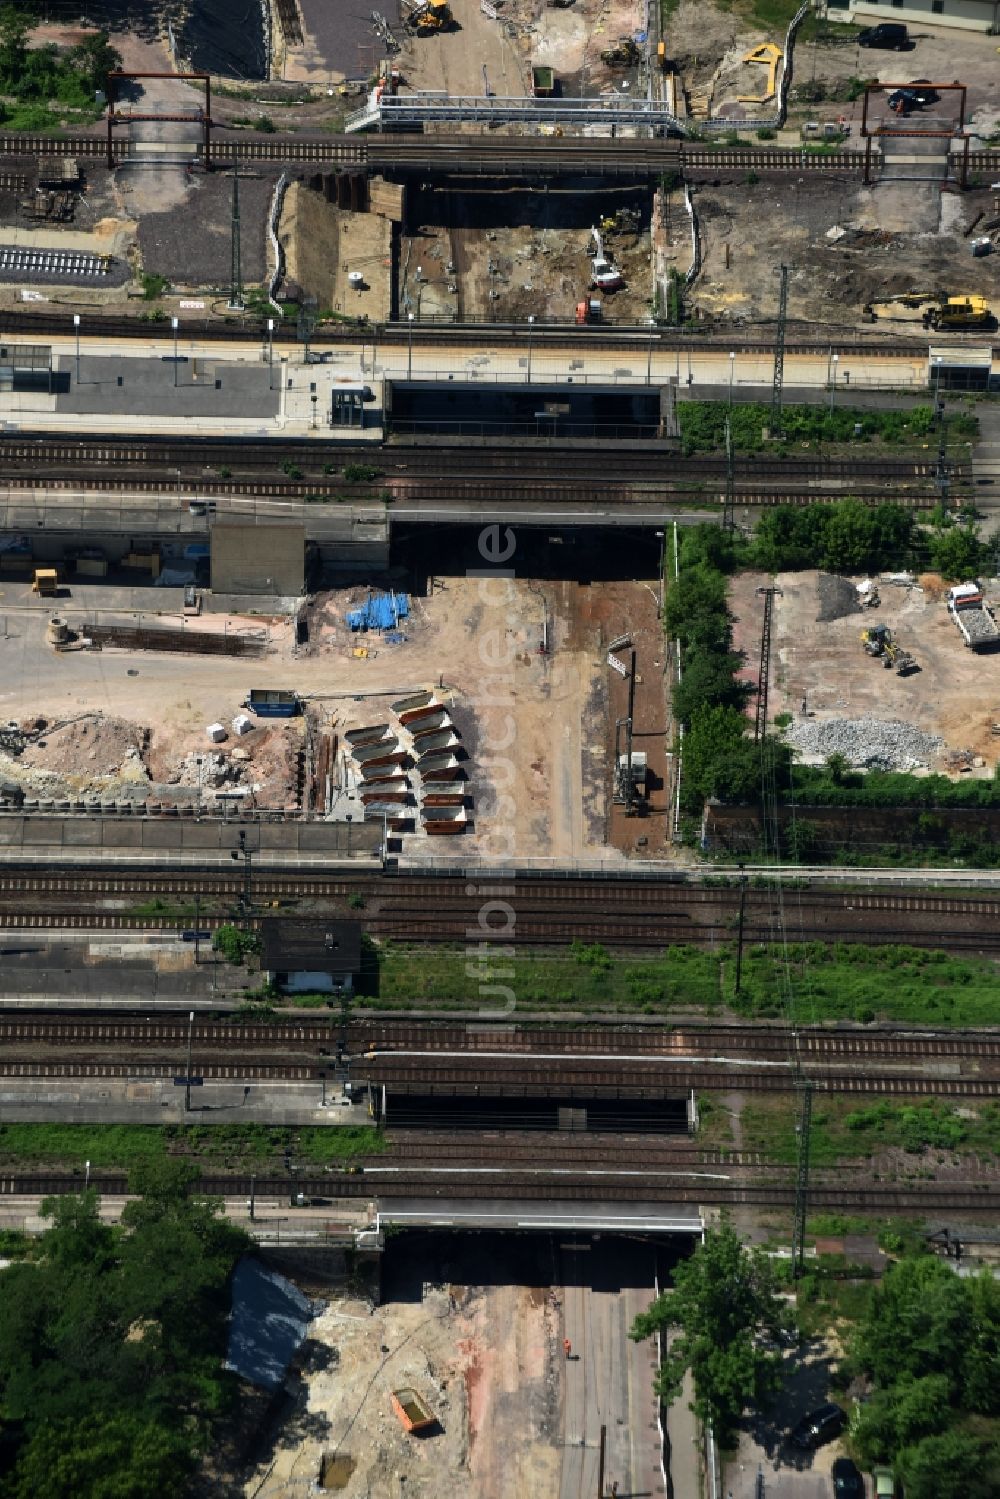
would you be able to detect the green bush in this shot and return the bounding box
[213,925,261,965]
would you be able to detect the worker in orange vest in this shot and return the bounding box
[563,1338,572,1359]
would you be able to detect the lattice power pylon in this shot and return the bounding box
[754,585,782,743]
[770,263,788,435]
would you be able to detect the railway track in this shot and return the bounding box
[0,1170,995,1212]
[4,128,996,180]
[1,869,999,953]
[8,1014,1000,1064]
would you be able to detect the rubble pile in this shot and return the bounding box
[786,715,943,772]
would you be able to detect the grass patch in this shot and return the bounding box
[742,1095,1000,1168]
[0,1124,167,1170]
[368,938,1000,1028]
[677,399,976,456]
[374,941,721,1011]
[696,1094,736,1149]
[0,1122,384,1173]
[732,943,1000,1028]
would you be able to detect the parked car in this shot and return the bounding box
[833,1457,865,1499]
[857,22,909,48]
[790,1403,847,1450]
[873,1465,898,1499]
[909,79,939,105]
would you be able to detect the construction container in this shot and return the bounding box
[352,737,401,764]
[122,548,161,578]
[31,569,58,596]
[423,806,467,834]
[399,702,443,728]
[392,690,434,714]
[346,723,392,746]
[245,689,300,718]
[532,65,555,97]
[75,552,108,577]
[391,1389,436,1434]
[0,550,32,574]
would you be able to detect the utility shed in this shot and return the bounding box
[261,917,363,994]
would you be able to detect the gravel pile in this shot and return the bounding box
[816,573,861,623]
[786,716,943,771]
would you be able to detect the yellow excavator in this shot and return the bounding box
[923,296,992,331]
[405,0,452,33]
[601,37,641,66]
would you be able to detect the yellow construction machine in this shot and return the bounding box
[405,0,452,33]
[600,37,641,67]
[923,295,992,331]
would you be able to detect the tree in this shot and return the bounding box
[67,30,122,95]
[0,6,28,87]
[895,1430,997,1499]
[629,1225,788,1442]
[852,1255,970,1394]
[927,523,985,581]
[9,1414,193,1499]
[852,1375,951,1465]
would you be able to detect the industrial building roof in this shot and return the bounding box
[261,917,363,974]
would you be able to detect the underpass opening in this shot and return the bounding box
[372,1091,690,1133]
[390,522,667,582]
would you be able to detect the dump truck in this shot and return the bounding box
[947,582,1000,651]
[31,568,58,596]
[923,295,992,330]
[391,1388,436,1434]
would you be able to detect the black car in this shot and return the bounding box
[909,79,939,105]
[887,88,920,113]
[790,1402,847,1450]
[857,22,909,48]
[833,1457,865,1499]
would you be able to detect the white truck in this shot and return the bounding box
[947,581,1000,652]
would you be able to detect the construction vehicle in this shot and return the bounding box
[947,582,1000,651]
[861,623,890,656]
[861,622,917,674]
[883,640,918,675]
[403,0,451,33]
[589,227,625,291]
[600,37,641,67]
[31,568,58,596]
[576,298,602,324]
[922,295,992,331]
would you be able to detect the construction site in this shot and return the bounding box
[730,568,1000,777]
[0,567,668,859]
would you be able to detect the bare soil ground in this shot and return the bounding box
[401,184,653,324]
[241,1282,562,1499]
[0,576,669,859]
[689,173,998,330]
[729,568,1000,772]
[280,185,392,318]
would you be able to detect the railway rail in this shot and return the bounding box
[0,1171,995,1213]
[2,128,996,179]
[8,1014,1000,1066]
[0,869,999,954]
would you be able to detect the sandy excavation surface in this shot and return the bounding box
[729,568,1000,771]
[0,576,656,858]
[242,1282,562,1499]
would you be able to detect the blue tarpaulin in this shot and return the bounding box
[346,591,410,632]
[225,1258,315,1391]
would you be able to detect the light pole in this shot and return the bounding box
[655,528,665,616]
[267,318,274,387]
[171,316,179,387]
[527,314,535,383]
[184,1009,195,1113]
[647,317,656,385]
[829,353,839,413]
[728,351,736,408]
[73,313,80,384]
[933,356,944,421]
[85,1158,90,1189]
[231,830,253,920]
[407,312,414,380]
